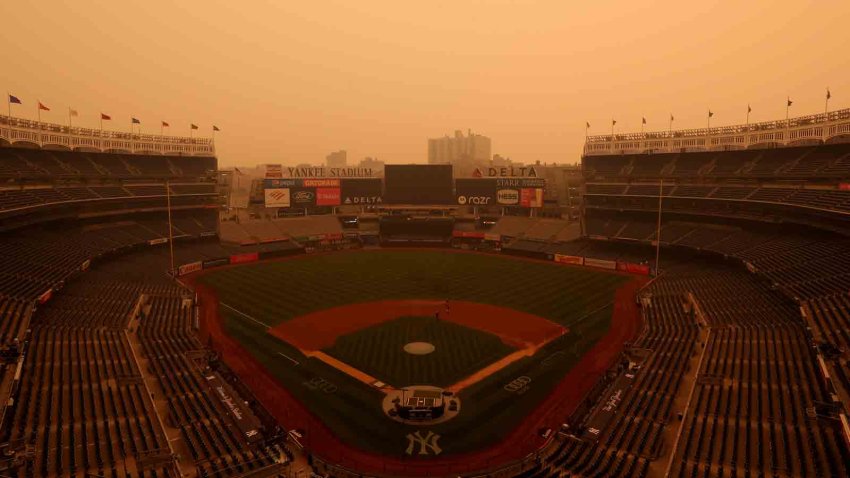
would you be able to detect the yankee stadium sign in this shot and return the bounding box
[285,167,373,178]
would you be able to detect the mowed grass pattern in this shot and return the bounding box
[324,315,515,387]
[199,250,629,327]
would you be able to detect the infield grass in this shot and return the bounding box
[324,315,515,387]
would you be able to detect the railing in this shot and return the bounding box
[584,108,850,156]
[0,115,215,156]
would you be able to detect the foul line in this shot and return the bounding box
[220,302,271,329]
[277,352,301,366]
[220,302,303,367]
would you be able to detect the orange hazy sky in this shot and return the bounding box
[2,1,848,167]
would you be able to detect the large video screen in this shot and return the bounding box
[384,164,453,204]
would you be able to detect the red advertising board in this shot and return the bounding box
[839,183,850,190]
[554,254,584,265]
[316,187,341,206]
[39,289,53,304]
[520,188,544,207]
[230,252,259,265]
[325,233,344,241]
[452,231,486,239]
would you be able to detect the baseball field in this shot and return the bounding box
[191,249,644,473]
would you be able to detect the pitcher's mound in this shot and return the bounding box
[404,342,436,355]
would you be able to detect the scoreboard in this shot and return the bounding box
[384,164,453,204]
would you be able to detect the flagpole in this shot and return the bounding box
[37,101,42,147]
[655,178,663,276]
[785,97,792,144]
[68,107,72,131]
[6,93,10,120]
[668,115,673,153]
[166,179,175,276]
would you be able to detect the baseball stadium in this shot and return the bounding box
[0,101,849,478]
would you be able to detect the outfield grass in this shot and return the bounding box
[324,315,515,388]
[202,250,632,456]
[199,250,629,327]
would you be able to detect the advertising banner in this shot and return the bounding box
[455,178,546,206]
[484,232,502,242]
[230,252,259,265]
[520,188,544,207]
[202,258,229,269]
[316,187,341,206]
[451,231,486,239]
[341,178,383,205]
[496,188,520,205]
[265,179,300,188]
[265,164,283,178]
[494,178,546,188]
[38,289,53,304]
[302,178,340,188]
[585,258,617,270]
[289,188,316,206]
[264,188,291,207]
[554,254,584,265]
[178,261,203,276]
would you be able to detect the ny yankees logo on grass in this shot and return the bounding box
[405,430,442,455]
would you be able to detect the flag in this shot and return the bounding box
[8,95,21,104]
[131,117,140,124]
[38,102,50,111]
[69,108,79,117]
[190,123,198,130]
[161,121,169,127]
[642,117,646,125]
[213,125,220,131]
[708,110,714,118]
[827,89,831,100]
[748,105,752,114]
[612,119,616,126]
[585,122,590,128]
[670,114,674,122]
[101,113,111,120]
[787,98,793,107]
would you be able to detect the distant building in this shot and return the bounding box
[428,130,491,165]
[326,150,347,168]
[358,157,385,174]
